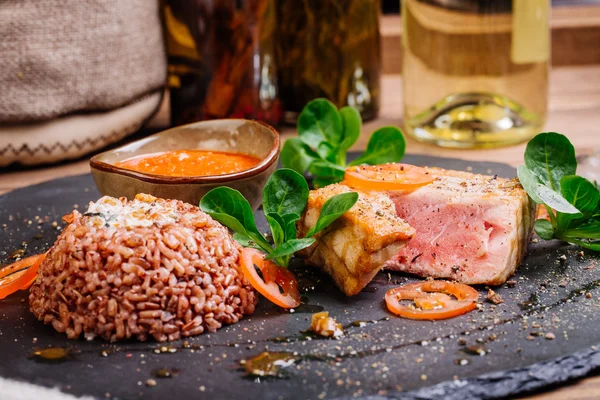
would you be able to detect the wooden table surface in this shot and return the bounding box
[2,65,600,398]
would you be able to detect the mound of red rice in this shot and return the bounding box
[29,194,257,342]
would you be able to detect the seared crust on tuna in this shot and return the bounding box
[297,184,414,296]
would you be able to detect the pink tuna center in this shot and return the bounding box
[389,196,509,280]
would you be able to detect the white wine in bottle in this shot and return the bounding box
[402,0,549,148]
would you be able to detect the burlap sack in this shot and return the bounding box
[0,0,167,166]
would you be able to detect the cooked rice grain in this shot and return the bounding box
[29,195,257,342]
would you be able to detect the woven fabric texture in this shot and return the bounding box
[0,0,167,124]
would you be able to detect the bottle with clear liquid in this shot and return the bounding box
[402,0,550,148]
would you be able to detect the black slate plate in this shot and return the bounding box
[1,154,600,400]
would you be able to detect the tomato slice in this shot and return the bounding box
[537,205,552,221]
[344,163,434,191]
[0,253,47,300]
[385,281,478,320]
[239,248,301,309]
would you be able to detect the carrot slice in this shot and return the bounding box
[385,281,478,320]
[239,248,301,309]
[344,163,434,191]
[0,253,47,300]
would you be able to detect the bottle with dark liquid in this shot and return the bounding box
[272,0,381,123]
[164,0,281,127]
[402,0,549,148]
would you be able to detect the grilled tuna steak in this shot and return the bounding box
[297,184,415,296]
[383,168,536,285]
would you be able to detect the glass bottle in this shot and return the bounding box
[163,0,282,127]
[402,0,550,148]
[272,0,381,123]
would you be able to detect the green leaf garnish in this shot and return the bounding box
[524,132,576,191]
[282,98,406,184]
[263,169,309,217]
[306,192,359,237]
[267,238,316,260]
[519,132,600,251]
[280,137,318,176]
[516,165,544,204]
[307,160,346,188]
[280,213,301,241]
[349,126,406,167]
[534,219,554,240]
[532,185,580,215]
[297,99,343,159]
[265,214,285,248]
[565,220,600,240]
[200,168,358,268]
[199,187,272,253]
[561,175,599,217]
[338,106,362,159]
[232,232,264,251]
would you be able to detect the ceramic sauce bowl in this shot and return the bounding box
[90,119,280,209]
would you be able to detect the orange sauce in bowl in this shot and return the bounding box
[115,150,261,177]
